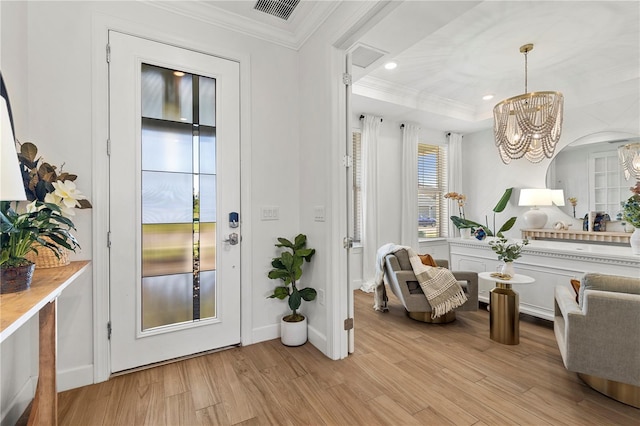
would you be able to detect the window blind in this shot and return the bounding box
[352,131,362,242]
[418,143,448,238]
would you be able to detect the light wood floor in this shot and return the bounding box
[58,289,640,425]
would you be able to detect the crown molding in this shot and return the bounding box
[354,75,479,122]
[140,0,340,50]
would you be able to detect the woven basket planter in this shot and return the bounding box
[0,262,35,294]
[24,237,70,268]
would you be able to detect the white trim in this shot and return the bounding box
[0,375,36,426]
[91,12,252,383]
[58,365,94,393]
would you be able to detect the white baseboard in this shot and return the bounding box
[58,364,94,392]
[0,376,36,426]
[251,323,279,344]
[350,278,362,292]
[307,324,326,352]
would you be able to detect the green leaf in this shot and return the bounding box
[493,188,513,213]
[497,216,518,236]
[450,216,483,229]
[268,269,291,283]
[268,286,290,300]
[297,248,315,262]
[275,237,294,249]
[293,233,306,250]
[299,287,317,302]
[288,290,302,311]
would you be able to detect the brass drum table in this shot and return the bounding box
[478,272,535,345]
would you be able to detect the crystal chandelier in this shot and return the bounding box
[619,142,640,181]
[494,44,564,164]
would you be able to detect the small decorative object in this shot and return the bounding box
[622,182,640,254]
[568,197,578,218]
[267,234,316,346]
[474,228,486,240]
[584,212,611,232]
[488,237,530,278]
[553,221,571,231]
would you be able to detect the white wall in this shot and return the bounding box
[0,1,303,424]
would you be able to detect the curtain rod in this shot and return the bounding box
[400,124,405,129]
[359,115,383,122]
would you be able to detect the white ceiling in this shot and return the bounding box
[152,1,640,135]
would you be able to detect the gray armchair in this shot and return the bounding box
[554,273,640,408]
[383,249,478,323]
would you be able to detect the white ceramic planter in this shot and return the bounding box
[631,228,640,255]
[280,316,307,346]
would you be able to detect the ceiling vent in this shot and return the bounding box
[254,0,300,21]
[351,44,387,69]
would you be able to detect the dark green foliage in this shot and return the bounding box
[267,234,316,319]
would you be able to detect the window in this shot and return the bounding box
[418,143,448,238]
[589,151,628,216]
[352,131,362,242]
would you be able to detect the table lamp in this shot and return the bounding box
[1,72,26,202]
[518,188,552,229]
[551,189,565,206]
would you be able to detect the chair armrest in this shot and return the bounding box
[554,286,582,318]
[394,271,419,302]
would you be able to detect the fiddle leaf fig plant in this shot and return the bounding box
[267,234,316,322]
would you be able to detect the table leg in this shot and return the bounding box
[27,300,57,426]
[490,283,519,345]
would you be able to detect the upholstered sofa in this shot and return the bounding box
[383,249,478,323]
[554,273,640,408]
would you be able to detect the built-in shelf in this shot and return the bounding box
[521,229,631,244]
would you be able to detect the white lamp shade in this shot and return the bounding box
[551,189,565,206]
[0,97,26,201]
[518,188,552,207]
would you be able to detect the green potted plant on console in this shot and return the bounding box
[267,233,316,346]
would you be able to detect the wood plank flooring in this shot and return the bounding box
[58,289,640,425]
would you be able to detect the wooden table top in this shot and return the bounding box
[0,260,90,343]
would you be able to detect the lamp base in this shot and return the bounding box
[523,208,548,229]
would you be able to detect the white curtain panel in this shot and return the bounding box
[361,115,382,291]
[447,132,464,237]
[401,124,420,250]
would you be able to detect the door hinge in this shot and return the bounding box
[342,72,352,86]
[106,43,111,63]
[343,236,353,249]
[107,231,112,248]
[107,321,112,340]
[342,155,352,168]
[344,318,354,331]
[107,138,111,156]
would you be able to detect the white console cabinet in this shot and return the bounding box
[449,238,640,321]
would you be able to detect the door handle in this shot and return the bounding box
[224,232,239,245]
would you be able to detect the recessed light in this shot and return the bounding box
[173,71,185,77]
[482,94,494,101]
[384,62,397,70]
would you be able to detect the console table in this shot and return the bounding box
[449,239,640,320]
[0,261,90,426]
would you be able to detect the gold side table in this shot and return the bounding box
[479,272,535,345]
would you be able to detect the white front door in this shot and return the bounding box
[108,31,241,372]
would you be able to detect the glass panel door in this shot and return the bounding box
[140,64,217,331]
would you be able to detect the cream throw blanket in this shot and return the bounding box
[373,244,467,318]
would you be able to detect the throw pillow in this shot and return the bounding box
[570,278,580,303]
[419,254,438,267]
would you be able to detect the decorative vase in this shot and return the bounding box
[280,315,308,346]
[501,262,515,277]
[631,228,640,255]
[460,228,472,239]
[0,262,35,294]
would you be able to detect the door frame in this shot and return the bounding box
[91,14,253,382]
